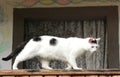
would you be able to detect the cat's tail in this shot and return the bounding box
[2,41,28,61]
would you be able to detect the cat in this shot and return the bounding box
[2,35,100,70]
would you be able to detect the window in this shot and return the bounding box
[13,6,119,69]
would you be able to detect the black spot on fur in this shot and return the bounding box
[33,36,41,41]
[50,38,57,46]
[91,40,97,44]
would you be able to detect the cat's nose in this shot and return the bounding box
[96,46,100,48]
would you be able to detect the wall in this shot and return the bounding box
[0,0,120,69]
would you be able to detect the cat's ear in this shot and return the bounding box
[96,38,100,41]
[88,38,93,43]
[88,37,100,43]
[96,38,101,43]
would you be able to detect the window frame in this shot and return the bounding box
[13,6,119,69]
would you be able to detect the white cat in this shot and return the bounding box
[2,35,100,70]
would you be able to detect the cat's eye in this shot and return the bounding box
[96,46,99,48]
[91,46,98,48]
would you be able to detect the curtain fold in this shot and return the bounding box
[24,19,106,69]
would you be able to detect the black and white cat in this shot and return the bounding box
[2,35,100,70]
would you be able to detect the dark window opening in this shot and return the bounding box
[13,6,119,69]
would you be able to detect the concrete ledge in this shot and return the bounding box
[0,69,120,76]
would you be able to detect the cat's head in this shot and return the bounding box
[87,37,101,53]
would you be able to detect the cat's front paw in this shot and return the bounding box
[42,67,53,70]
[13,67,18,70]
[65,66,72,70]
[73,67,82,70]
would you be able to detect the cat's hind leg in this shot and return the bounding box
[13,50,38,69]
[13,54,26,69]
[41,59,52,70]
[13,59,20,69]
[65,63,72,70]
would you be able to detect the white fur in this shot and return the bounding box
[13,35,100,70]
